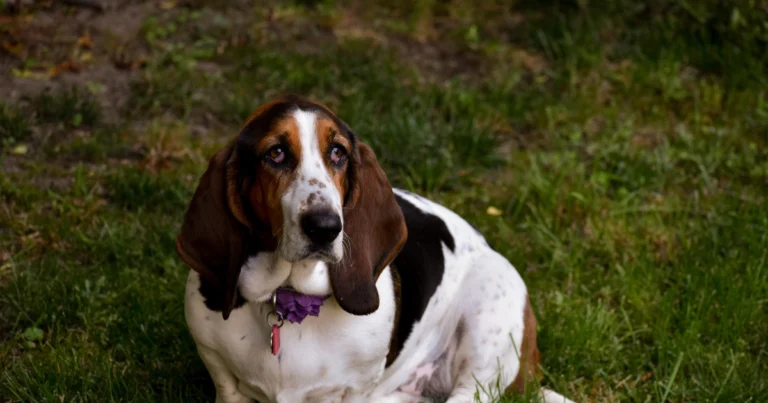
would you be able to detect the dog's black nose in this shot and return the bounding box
[301,211,342,245]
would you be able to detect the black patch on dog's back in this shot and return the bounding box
[389,194,455,362]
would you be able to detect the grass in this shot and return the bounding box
[30,87,102,128]
[0,104,30,147]
[1,0,767,401]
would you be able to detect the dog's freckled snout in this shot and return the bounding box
[301,211,342,245]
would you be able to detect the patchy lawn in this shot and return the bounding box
[1,1,767,401]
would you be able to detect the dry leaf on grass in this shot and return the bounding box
[486,206,502,216]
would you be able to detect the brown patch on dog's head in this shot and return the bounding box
[241,115,302,238]
[315,117,352,199]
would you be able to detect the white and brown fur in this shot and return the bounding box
[177,95,574,403]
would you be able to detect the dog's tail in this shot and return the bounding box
[540,387,576,403]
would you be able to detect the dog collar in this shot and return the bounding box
[275,287,329,323]
[267,287,330,355]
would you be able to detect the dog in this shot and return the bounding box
[176,95,574,403]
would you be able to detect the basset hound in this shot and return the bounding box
[176,95,574,403]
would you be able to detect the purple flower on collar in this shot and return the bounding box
[275,288,329,324]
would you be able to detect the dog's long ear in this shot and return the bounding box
[330,142,407,315]
[176,143,252,320]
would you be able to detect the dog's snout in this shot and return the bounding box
[301,211,342,245]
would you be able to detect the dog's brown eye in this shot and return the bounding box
[267,147,285,164]
[330,146,346,165]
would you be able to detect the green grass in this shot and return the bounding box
[0,103,30,147]
[31,87,102,128]
[1,1,767,401]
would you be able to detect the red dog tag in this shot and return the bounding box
[271,324,280,355]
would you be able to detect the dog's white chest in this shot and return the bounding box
[184,268,396,403]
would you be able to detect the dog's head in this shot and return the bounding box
[176,95,407,319]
